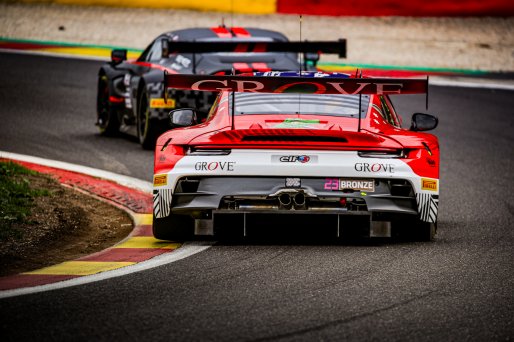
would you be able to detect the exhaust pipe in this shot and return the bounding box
[293,192,306,209]
[278,193,292,209]
[238,204,278,210]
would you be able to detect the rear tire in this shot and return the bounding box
[153,214,194,241]
[137,86,161,150]
[414,221,436,242]
[393,219,436,242]
[96,75,120,136]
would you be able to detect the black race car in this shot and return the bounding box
[96,26,346,149]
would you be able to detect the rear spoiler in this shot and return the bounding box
[165,74,428,95]
[165,40,347,58]
[165,73,429,133]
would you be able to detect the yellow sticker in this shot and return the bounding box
[154,174,168,186]
[150,98,176,109]
[421,178,438,191]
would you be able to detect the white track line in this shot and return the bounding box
[0,151,214,299]
[0,151,152,193]
[0,242,213,299]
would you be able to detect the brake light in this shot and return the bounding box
[358,150,405,158]
[109,96,124,103]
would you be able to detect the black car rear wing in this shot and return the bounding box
[164,39,346,73]
[165,40,347,58]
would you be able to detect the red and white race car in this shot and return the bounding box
[152,71,439,241]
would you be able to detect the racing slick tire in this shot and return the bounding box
[153,214,194,241]
[393,219,436,242]
[137,87,162,150]
[414,221,436,242]
[96,75,120,136]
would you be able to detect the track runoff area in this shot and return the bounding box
[26,0,514,16]
[0,152,212,299]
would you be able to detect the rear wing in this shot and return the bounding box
[165,40,346,58]
[165,73,429,133]
[165,74,428,95]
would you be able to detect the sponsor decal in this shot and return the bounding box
[274,118,321,129]
[273,155,318,163]
[324,178,375,192]
[153,174,168,186]
[280,155,310,163]
[195,161,235,171]
[421,178,438,191]
[150,98,176,109]
[340,179,375,192]
[285,177,301,187]
[354,163,395,173]
[188,78,411,95]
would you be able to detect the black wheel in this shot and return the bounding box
[414,221,436,242]
[96,75,120,136]
[137,86,161,150]
[153,214,194,241]
[393,219,436,242]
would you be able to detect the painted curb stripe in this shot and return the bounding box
[0,275,79,291]
[23,261,136,276]
[0,157,174,290]
[0,152,214,298]
[131,224,153,236]
[113,237,180,249]
[0,242,213,298]
[0,160,153,214]
[79,248,171,262]
[132,214,154,226]
[0,151,152,193]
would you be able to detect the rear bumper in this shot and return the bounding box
[153,149,439,233]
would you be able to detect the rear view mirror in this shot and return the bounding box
[111,49,127,65]
[410,113,438,131]
[169,108,198,127]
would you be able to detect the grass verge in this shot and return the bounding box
[0,161,51,241]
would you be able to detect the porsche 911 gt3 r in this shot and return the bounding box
[96,26,345,149]
[152,72,439,241]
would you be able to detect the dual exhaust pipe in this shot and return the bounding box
[278,191,306,210]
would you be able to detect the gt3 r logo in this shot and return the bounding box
[195,161,235,171]
[354,163,395,173]
[279,155,311,163]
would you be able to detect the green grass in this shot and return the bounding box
[0,162,51,240]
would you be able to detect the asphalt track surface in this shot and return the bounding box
[1,52,513,341]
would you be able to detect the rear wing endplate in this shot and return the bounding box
[166,40,346,58]
[165,74,428,95]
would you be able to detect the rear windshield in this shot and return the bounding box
[233,93,369,117]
